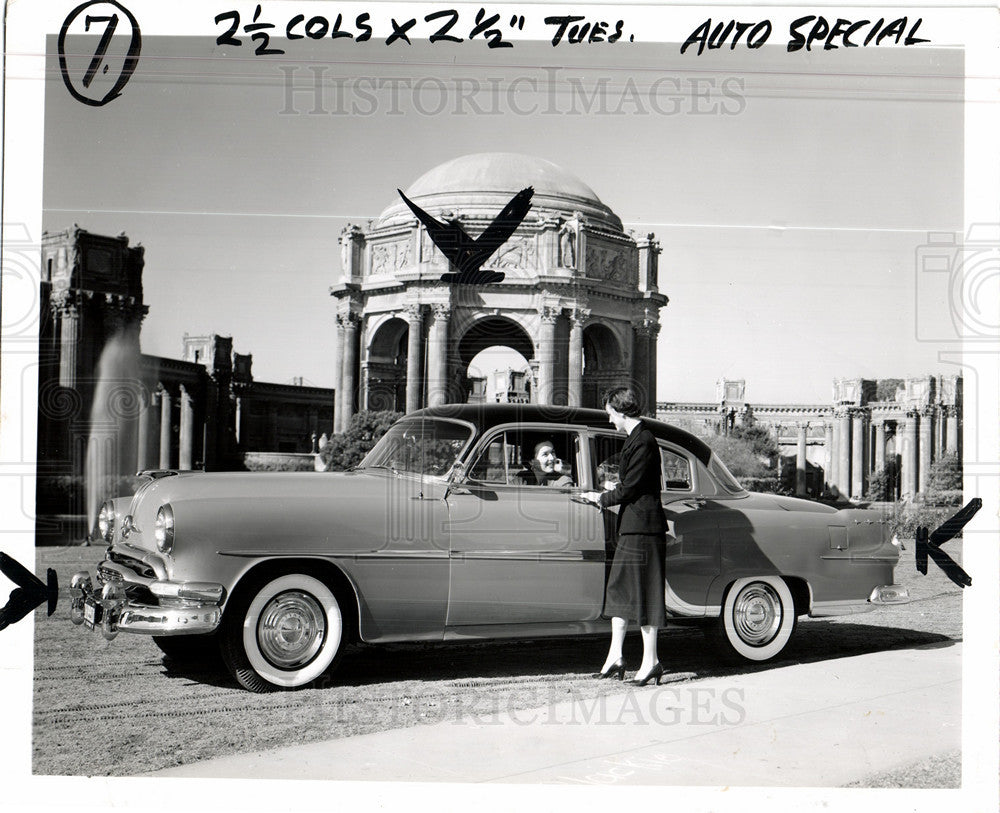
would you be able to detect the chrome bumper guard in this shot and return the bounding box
[868,584,910,605]
[69,560,223,640]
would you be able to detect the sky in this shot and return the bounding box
[42,35,963,403]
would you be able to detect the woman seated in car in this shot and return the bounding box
[517,440,574,487]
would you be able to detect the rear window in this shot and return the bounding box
[708,453,746,495]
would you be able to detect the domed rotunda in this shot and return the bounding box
[331,153,666,430]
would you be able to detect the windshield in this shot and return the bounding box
[708,453,747,495]
[359,418,474,476]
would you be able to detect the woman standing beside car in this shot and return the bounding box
[581,387,667,686]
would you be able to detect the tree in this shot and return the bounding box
[865,460,900,501]
[730,425,779,460]
[319,410,403,471]
[928,452,962,492]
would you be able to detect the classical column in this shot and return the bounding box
[146,390,161,470]
[902,414,918,498]
[631,323,654,414]
[823,422,834,488]
[829,419,839,488]
[918,407,933,495]
[796,422,809,496]
[427,304,450,407]
[158,386,172,469]
[58,302,80,389]
[178,385,194,470]
[332,314,345,433]
[359,361,370,413]
[851,409,868,498]
[945,406,959,457]
[567,310,587,407]
[874,420,886,472]
[405,304,424,413]
[536,306,559,405]
[837,410,851,495]
[136,387,153,472]
[648,323,660,415]
[341,313,359,427]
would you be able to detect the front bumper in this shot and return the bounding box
[69,559,224,640]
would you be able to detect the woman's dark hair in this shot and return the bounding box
[603,387,642,417]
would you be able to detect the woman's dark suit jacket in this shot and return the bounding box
[598,421,667,534]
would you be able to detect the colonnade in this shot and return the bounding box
[332,303,660,433]
[778,405,961,499]
[135,383,195,471]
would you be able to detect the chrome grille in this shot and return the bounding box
[108,552,156,579]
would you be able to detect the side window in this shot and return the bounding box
[661,447,693,491]
[467,432,510,483]
[468,429,579,487]
[591,434,624,490]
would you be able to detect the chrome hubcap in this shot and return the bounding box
[732,583,782,646]
[257,590,325,669]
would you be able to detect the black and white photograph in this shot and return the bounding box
[1,2,998,810]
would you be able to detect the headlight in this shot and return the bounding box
[97,501,115,543]
[154,504,175,554]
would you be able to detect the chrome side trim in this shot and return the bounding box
[218,550,450,559]
[664,581,720,618]
[808,599,877,618]
[450,550,604,562]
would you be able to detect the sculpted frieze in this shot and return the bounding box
[371,239,412,275]
[585,241,635,284]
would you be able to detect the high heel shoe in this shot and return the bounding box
[629,662,664,686]
[593,658,626,680]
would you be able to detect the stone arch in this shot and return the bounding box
[365,316,409,412]
[331,153,667,430]
[582,323,626,408]
[456,316,535,403]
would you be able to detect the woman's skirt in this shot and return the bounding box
[603,532,666,626]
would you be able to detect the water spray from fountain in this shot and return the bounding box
[84,331,142,538]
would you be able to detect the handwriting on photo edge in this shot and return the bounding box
[682,15,930,55]
[214,6,632,52]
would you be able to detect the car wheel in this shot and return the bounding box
[153,633,221,665]
[708,576,796,662]
[220,571,345,692]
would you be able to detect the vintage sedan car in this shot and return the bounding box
[70,404,909,692]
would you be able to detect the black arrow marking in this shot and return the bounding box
[914,497,980,588]
[398,186,533,285]
[0,553,59,631]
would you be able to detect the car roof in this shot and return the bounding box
[406,403,714,465]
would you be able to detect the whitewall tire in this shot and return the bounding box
[713,576,796,662]
[221,571,345,692]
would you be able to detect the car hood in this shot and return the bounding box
[120,469,446,560]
